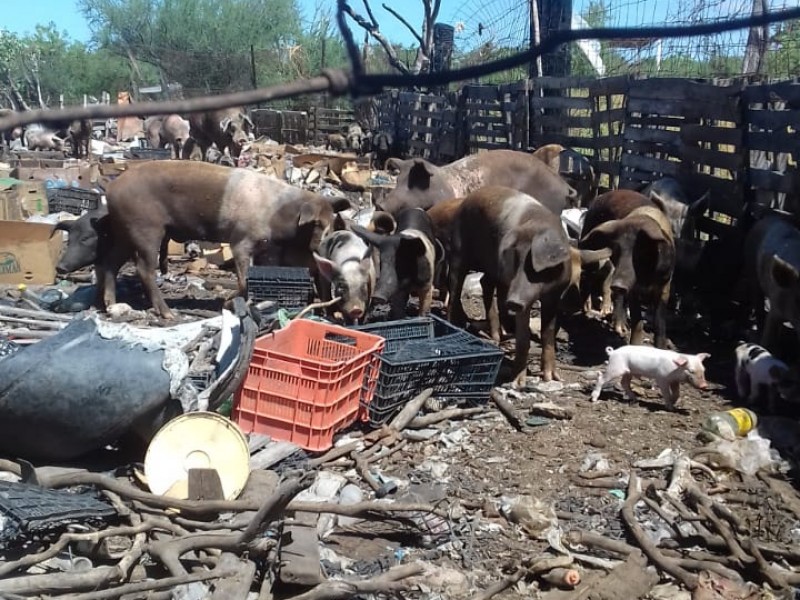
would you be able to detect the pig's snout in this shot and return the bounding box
[346,306,365,321]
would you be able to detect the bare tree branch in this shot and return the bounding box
[382,4,424,47]
[362,0,379,28]
[341,2,410,74]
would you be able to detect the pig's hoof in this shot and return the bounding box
[542,370,561,383]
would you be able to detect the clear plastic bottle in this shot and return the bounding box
[701,408,758,442]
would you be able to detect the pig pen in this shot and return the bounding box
[1,135,800,598]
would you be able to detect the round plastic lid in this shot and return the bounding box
[144,412,250,501]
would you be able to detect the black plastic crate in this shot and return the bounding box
[353,315,503,426]
[46,187,102,215]
[126,147,172,160]
[246,266,314,311]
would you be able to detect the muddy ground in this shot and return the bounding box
[10,259,800,599]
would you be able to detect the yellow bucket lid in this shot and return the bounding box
[144,411,250,501]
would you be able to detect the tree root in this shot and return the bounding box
[285,562,424,600]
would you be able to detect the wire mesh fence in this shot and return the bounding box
[453,0,800,79]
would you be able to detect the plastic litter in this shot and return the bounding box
[707,430,782,476]
[699,408,758,442]
[499,495,559,540]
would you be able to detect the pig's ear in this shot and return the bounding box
[580,220,620,249]
[688,190,711,216]
[697,352,711,362]
[243,114,254,131]
[772,256,799,289]
[327,197,352,213]
[298,202,319,227]
[351,224,386,248]
[407,160,435,191]
[530,228,571,272]
[369,211,396,235]
[220,117,232,133]
[313,253,337,281]
[637,217,671,242]
[674,356,689,368]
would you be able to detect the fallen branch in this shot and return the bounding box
[474,568,525,600]
[56,567,237,600]
[758,472,800,521]
[388,388,433,431]
[407,406,486,428]
[490,389,525,431]
[621,474,698,590]
[293,296,342,321]
[0,315,66,329]
[240,473,315,544]
[565,530,639,557]
[0,305,73,321]
[286,562,424,600]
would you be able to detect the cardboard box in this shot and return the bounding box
[11,163,100,188]
[0,221,63,285]
[14,182,48,217]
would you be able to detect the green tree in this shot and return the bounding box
[80,0,303,94]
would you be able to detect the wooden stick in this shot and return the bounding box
[55,567,236,600]
[473,568,526,600]
[0,305,73,321]
[388,388,433,431]
[239,473,315,544]
[621,474,698,590]
[2,328,57,338]
[0,315,66,328]
[407,406,485,428]
[293,296,341,320]
[490,389,524,431]
[565,530,639,557]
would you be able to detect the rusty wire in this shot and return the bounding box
[1,5,799,132]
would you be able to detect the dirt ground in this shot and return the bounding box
[11,260,800,599]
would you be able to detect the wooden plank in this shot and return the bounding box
[626,115,686,128]
[588,75,631,96]
[695,216,739,239]
[742,81,800,106]
[463,86,501,101]
[681,124,743,146]
[249,440,300,470]
[747,130,800,154]
[209,554,257,600]
[620,153,680,175]
[745,108,800,130]
[530,96,593,110]
[681,172,744,205]
[628,97,685,116]
[749,168,796,193]
[681,145,744,171]
[534,75,598,89]
[536,114,593,129]
[592,108,627,123]
[624,127,681,143]
[464,103,504,113]
[622,139,680,155]
[629,78,741,103]
[280,518,322,586]
[469,140,509,150]
[534,133,596,150]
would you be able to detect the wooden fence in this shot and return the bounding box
[371,75,799,238]
[248,75,799,237]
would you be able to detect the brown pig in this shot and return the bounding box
[579,190,675,349]
[447,186,610,386]
[96,161,350,319]
[382,150,578,216]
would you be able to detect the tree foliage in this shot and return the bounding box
[79,0,303,93]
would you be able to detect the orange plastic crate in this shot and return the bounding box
[232,319,385,451]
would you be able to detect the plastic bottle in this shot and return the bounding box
[701,408,758,442]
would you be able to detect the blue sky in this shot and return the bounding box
[1,0,462,46]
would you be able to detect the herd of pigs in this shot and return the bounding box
[7,105,800,418]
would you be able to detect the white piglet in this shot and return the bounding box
[591,345,710,410]
[734,341,790,411]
